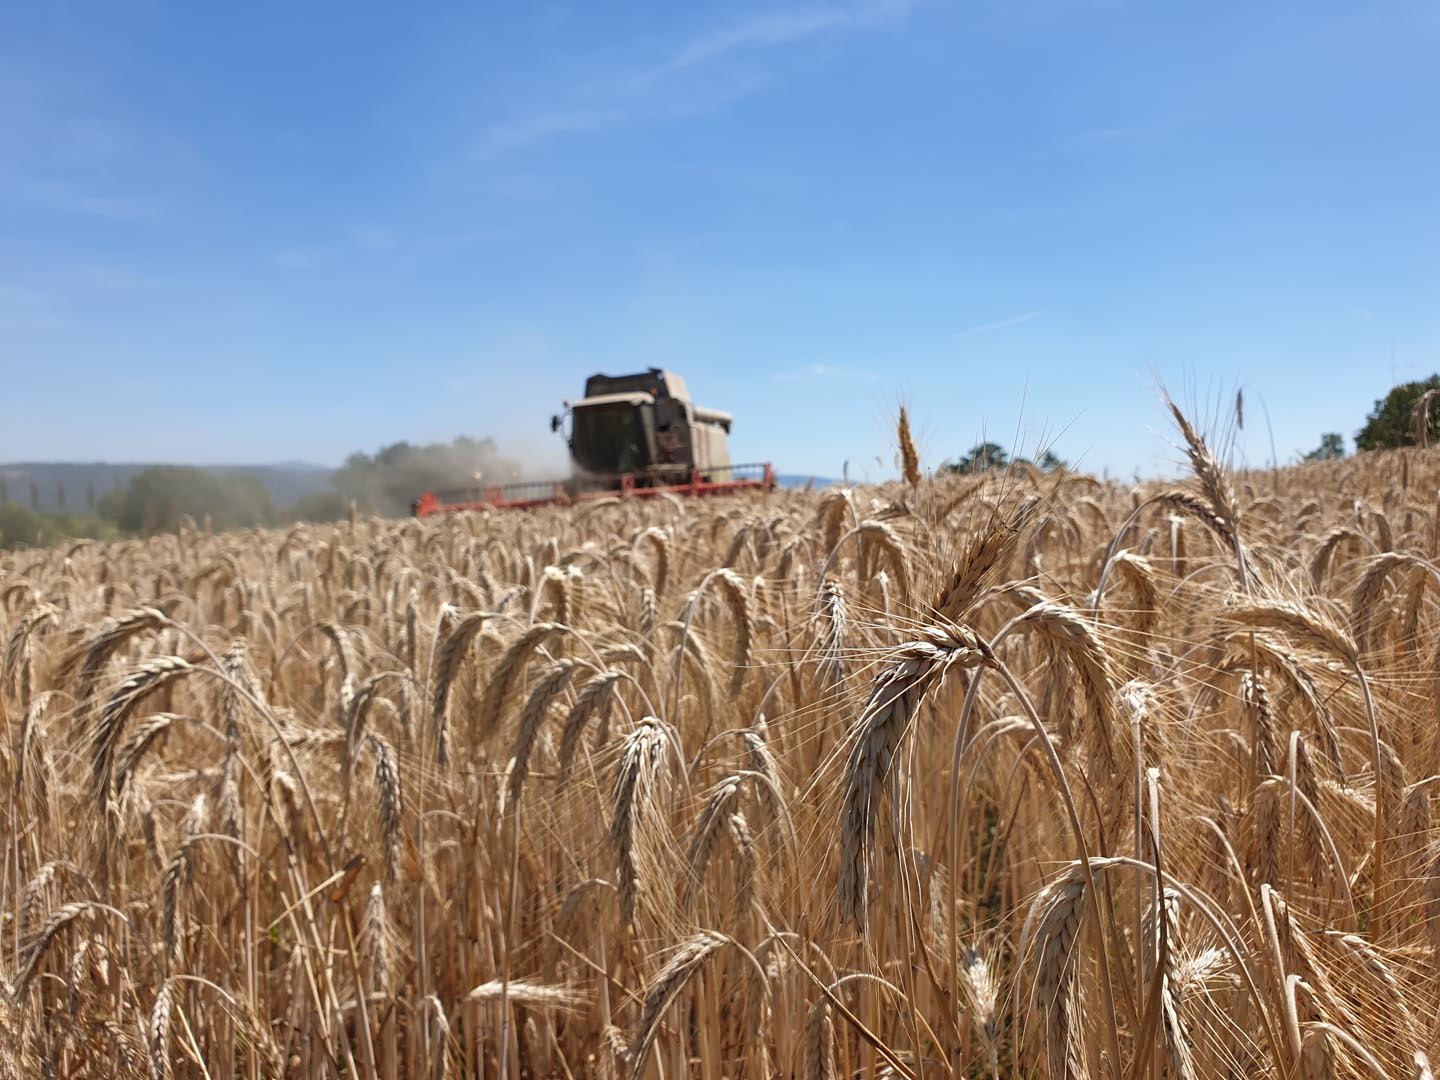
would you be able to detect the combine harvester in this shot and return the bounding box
[414,369,775,516]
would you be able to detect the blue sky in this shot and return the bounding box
[1,1,1437,480]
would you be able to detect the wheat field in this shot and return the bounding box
[3,406,1437,1079]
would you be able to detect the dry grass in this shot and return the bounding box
[5,414,1440,1078]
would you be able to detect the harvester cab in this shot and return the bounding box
[415,368,773,515]
[561,369,733,491]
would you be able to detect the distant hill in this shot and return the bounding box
[775,473,838,490]
[0,462,335,512]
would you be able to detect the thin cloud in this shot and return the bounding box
[773,363,878,383]
[646,9,853,81]
[478,0,917,155]
[349,226,399,250]
[953,310,1044,340]
[269,225,414,268]
[1036,113,1188,159]
[268,247,329,270]
[483,107,622,154]
[0,283,63,336]
[4,177,159,222]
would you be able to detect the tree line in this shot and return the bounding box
[943,443,1066,475]
[1306,375,1440,461]
[0,436,518,548]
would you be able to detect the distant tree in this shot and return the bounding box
[334,436,519,516]
[0,503,43,548]
[950,442,1010,475]
[30,482,39,510]
[1305,433,1346,461]
[101,467,275,534]
[1,504,119,549]
[56,482,66,510]
[1356,375,1440,451]
[0,476,8,503]
[1038,450,1066,473]
[86,482,96,509]
[286,491,350,523]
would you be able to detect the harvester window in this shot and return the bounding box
[571,405,650,476]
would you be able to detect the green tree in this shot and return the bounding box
[1038,450,1066,473]
[30,482,39,509]
[101,467,275,534]
[1305,433,1346,461]
[0,475,8,503]
[950,442,1010,474]
[0,503,43,547]
[0,504,120,549]
[86,482,96,509]
[1356,375,1440,451]
[56,482,66,510]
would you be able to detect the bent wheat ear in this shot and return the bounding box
[1019,860,1112,1080]
[477,622,565,742]
[682,776,742,912]
[838,624,989,929]
[466,979,589,1010]
[13,901,108,1000]
[91,656,193,811]
[507,658,578,808]
[114,712,180,795]
[430,611,487,765]
[629,932,728,1080]
[711,568,752,695]
[933,497,1039,621]
[558,669,621,780]
[610,718,672,927]
[1226,601,1358,665]
[65,605,170,715]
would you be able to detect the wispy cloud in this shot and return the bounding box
[0,283,64,336]
[0,62,182,224]
[953,310,1044,340]
[349,226,399,250]
[269,222,498,268]
[773,363,878,383]
[3,176,159,222]
[646,8,855,81]
[478,1,917,155]
[483,107,622,154]
[1037,113,1188,159]
[268,247,329,270]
